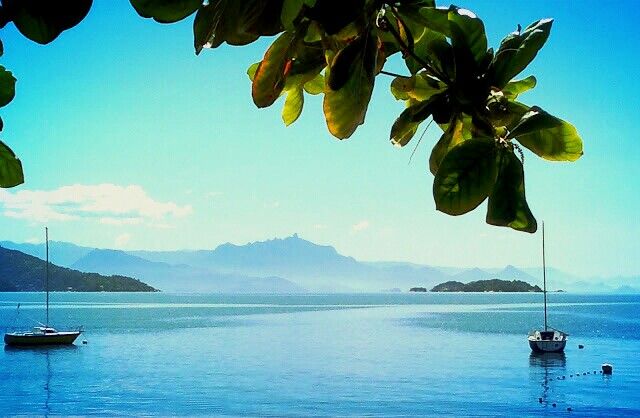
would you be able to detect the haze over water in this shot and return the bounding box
[1,292,639,416]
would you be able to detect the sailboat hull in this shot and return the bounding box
[4,331,81,346]
[528,339,566,353]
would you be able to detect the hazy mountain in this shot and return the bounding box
[0,247,155,292]
[451,268,492,282]
[133,234,448,291]
[72,249,305,293]
[0,240,91,267]
[494,265,538,282]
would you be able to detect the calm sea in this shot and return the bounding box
[1,292,639,416]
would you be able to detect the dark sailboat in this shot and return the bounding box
[4,228,82,346]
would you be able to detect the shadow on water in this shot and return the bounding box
[529,352,567,409]
[4,345,78,417]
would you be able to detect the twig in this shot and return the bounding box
[409,119,434,164]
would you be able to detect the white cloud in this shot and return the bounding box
[351,220,370,232]
[0,184,192,226]
[114,233,131,248]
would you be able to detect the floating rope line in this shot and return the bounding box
[537,364,614,413]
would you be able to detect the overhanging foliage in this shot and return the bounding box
[0,0,584,233]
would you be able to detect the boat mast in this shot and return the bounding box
[542,222,547,331]
[45,227,49,328]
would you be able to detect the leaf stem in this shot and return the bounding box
[381,12,450,84]
[380,70,411,79]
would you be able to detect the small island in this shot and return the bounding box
[430,279,542,293]
[409,287,427,292]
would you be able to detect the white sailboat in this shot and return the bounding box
[4,228,82,346]
[527,222,568,353]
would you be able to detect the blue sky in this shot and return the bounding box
[0,1,639,277]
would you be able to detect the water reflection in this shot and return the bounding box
[4,345,78,416]
[529,352,566,408]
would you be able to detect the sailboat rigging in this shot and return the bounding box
[527,222,568,353]
[4,227,82,346]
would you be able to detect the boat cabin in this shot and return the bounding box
[529,330,567,342]
[34,327,58,334]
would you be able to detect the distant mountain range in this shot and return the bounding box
[71,248,304,293]
[0,247,155,292]
[2,234,639,293]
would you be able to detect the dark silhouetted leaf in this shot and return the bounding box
[433,138,498,215]
[281,0,316,30]
[0,140,23,188]
[0,66,16,108]
[194,0,284,54]
[486,149,537,233]
[509,106,583,161]
[131,0,199,23]
[3,0,92,44]
[491,19,552,88]
[307,0,364,35]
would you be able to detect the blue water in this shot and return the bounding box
[1,292,639,416]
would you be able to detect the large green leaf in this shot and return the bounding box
[131,0,200,24]
[404,28,451,76]
[2,0,92,44]
[416,7,451,37]
[502,75,536,100]
[323,31,378,139]
[0,66,16,108]
[390,97,437,147]
[252,32,297,108]
[508,106,583,161]
[486,149,537,233]
[429,116,472,175]
[0,140,24,188]
[433,138,498,215]
[491,19,553,88]
[282,87,304,126]
[447,7,487,68]
[390,72,445,101]
[488,100,529,130]
[303,73,324,95]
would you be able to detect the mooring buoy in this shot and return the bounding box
[578,344,584,349]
